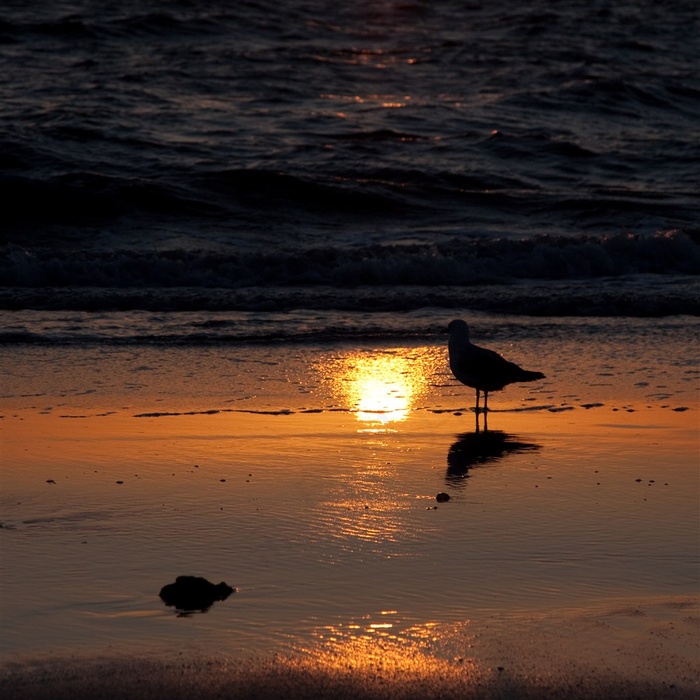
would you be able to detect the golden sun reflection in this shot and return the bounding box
[319,349,438,427]
[310,348,442,549]
[298,615,481,695]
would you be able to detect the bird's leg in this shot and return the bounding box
[483,391,489,413]
[474,389,483,432]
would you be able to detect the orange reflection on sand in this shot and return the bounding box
[302,615,480,693]
[320,348,438,427]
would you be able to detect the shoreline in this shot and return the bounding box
[3,594,698,699]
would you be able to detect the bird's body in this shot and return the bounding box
[447,319,545,413]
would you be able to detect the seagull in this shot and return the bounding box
[447,319,545,413]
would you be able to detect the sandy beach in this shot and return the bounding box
[2,317,699,698]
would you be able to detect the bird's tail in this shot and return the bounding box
[519,370,545,382]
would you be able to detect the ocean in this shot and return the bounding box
[1,0,699,344]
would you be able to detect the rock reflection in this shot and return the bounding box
[446,431,541,486]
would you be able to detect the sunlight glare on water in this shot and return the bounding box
[318,347,443,428]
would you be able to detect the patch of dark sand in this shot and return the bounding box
[1,653,697,700]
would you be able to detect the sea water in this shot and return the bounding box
[0,0,698,319]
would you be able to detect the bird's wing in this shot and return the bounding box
[455,343,526,388]
[464,343,511,373]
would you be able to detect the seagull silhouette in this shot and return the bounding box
[447,319,545,413]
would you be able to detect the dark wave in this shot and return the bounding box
[192,168,407,216]
[1,0,698,323]
[0,284,698,349]
[3,281,698,318]
[0,172,216,227]
[2,231,697,289]
[2,163,697,242]
[1,239,698,319]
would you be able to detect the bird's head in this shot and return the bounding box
[447,319,469,337]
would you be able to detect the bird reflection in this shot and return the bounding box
[446,430,540,486]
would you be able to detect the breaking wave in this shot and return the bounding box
[3,231,697,292]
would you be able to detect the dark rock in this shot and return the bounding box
[159,575,235,612]
[436,492,451,502]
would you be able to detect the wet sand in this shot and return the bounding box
[1,337,698,697]
[2,596,698,700]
